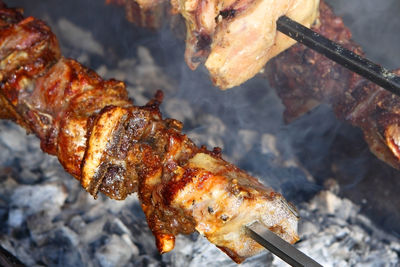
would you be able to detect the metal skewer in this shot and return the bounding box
[246,222,322,267]
[276,15,400,97]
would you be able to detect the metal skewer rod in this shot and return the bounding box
[246,222,322,267]
[277,15,400,97]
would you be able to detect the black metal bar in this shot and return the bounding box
[246,222,322,267]
[0,245,25,267]
[277,15,400,97]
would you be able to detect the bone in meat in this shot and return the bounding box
[107,0,320,89]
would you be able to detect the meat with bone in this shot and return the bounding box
[0,2,298,263]
[108,0,320,89]
[265,0,400,170]
[174,0,320,89]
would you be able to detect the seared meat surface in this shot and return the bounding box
[108,0,320,89]
[266,0,400,169]
[0,2,299,263]
[174,0,320,89]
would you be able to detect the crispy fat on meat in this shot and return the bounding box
[166,153,298,262]
[0,2,299,263]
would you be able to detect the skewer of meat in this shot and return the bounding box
[0,2,298,263]
[265,0,400,170]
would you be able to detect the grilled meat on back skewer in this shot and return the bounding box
[0,2,298,263]
[265,0,400,170]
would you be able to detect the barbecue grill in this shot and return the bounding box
[1,0,400,266]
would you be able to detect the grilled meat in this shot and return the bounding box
[108,0,320,89]
[0,2,299,263]
[174,0,320,89]
[265,0,400,169]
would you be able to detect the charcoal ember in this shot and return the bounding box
[18,144,48,174]
[95,234,137,267]
[40,158,68,180]
[0,123,28,153]
[10,183,68,220]
[162,235,197,266]
[103,217,140,257]
[0,143,11,165]
[84,195,138,219]
[7,208,24,228]
[37,226,84,266]
[0,175,18,199]
[0,199,7,229]
[118,208,157,256]
[68,215,86,234]
[106,217,133,238]
[26,211,54,246]
[280,191,400,266]
[57,18,105,57]
[17,169,40,185]
[80,217,107,245]
[165,234,273,267]
[132,255,161,267]
[309,190,358,221]
[0,238,35,266]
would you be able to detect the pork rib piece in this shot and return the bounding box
[266,0,400,170]
[0,2,298,263]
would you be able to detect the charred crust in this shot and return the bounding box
[195,31,211,52]
[145,90,164,109]
[211,147,222,157]
[207,206,214,214]
[220,214,229,221]
[218,9,236,20]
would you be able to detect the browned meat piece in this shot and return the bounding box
[0,2,299,263]
[173,0,320,89]
[266,0,400,170]
[108,0,320,88]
